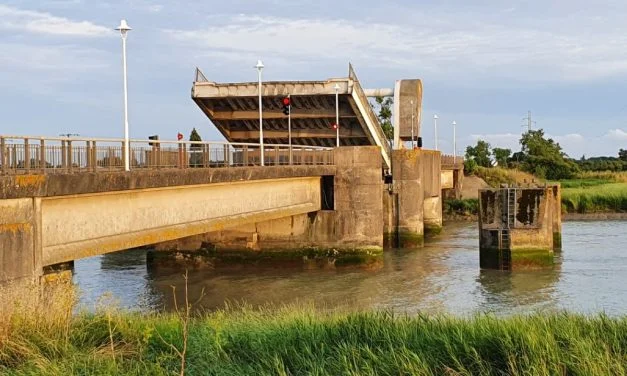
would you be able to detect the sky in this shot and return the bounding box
[1,0,627,158]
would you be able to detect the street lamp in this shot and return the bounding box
[452,121,457,163]
[255,60,265,166]
[334,83,340,147]
[115,19,132,171]
[433,114,439,151]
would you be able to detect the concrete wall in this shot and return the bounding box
[391,149,424,247]
[40,177,321,266]
[421,150,442,234]
[156,146,385,254]
[0,198,40,282]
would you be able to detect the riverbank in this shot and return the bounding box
[1,292,626,375]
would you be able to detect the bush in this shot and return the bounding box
[464,159,478,175]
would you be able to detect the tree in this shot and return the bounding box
[518,129,578,179]
[374,96,394,140]
[620,148,627,162]
[189,128,203,167]
[465,140,492,167]
[492,147,511,168]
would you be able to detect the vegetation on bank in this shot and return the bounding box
[444,199,478,218]
[2,283,627,375]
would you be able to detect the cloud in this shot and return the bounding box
[0,4,111,37]
[162,10,627,84]
[604,129,627,141]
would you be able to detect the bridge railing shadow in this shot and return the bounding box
[0,135,334,174]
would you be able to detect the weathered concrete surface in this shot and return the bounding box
[478,185,562,270]
[0,198,40,282]
[41,177,322,266]
[421,150,442,235]
[0,165,335,199]
[156,146,384,256]
[391,149,424,248]
[393,79,423,142]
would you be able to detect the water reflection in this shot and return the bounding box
[73,221,627,316]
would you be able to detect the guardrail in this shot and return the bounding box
[0,136,334,175]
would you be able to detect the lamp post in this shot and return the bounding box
[334,84,340,147]
[452,120,457,163]
[410,100,415,149]
[255,60,265,166]
[115,19,132,171]
[433,114,439,151]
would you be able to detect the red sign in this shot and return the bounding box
[177,132,183,141]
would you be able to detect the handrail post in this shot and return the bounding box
[61,140,67,170]
[40,139,46,172]
[121,141,126,171]
[274,146,279,166]
[243,145,249,166]
[91,141,97,172]
[0,137,6,174]
[86,141,92,170]
[223,145,229,167]
[177,143,183,169]
[24,138,30,172]
[67,140,73,173]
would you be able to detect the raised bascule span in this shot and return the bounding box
[191,64,422,170]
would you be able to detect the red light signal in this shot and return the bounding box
[331,123,338,130]
[282,96,291,116]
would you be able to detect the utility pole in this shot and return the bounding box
[522,111,536,132]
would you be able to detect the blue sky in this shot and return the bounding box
[1,0,626,158]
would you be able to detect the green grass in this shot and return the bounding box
[444,199,479,216]
[561,182,627,213]
[2,289,627,376]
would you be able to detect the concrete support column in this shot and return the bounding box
[392,149,424,248]
[421,150,443,236]
[331,146,384,250]
[552,185,562,249]
[0,198,43,283]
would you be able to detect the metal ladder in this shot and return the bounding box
[499,188,516,250]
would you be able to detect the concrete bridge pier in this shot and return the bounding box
[152,146,384,264]
[478,184,562,270]
[383,149,443,249]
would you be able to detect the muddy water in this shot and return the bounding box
[74,220,627,315]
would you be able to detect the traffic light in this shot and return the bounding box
[148,135,159,146]
[331,123,338,130]
[282,96,291,116]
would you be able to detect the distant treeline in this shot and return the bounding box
[574,154,627,172]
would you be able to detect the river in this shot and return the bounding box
[73,220,627,316]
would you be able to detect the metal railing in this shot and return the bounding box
[0,135,334,175]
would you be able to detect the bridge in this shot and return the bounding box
[0,64,465,284]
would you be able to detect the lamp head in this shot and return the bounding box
[333,83,341,92]
[255,60,264,70]
[115,19,132,36]
[434,114,438,120]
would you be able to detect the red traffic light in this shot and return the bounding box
[282,97,291,106]
[331,123,338,130]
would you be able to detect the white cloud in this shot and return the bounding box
[0,5,111,37]
[163,11,627,84]
[604,129,627,141]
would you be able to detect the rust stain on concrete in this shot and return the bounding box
[15,175,45,187]
[0,223,31,234]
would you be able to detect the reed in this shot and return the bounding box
[1,284,627,376]
[562,182,627,213]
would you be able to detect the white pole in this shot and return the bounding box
[433,114,439,151]
[122,35,130,171]
[256,60,264,166]
[116,20,132,171]
[452,120,457,163]
[288,94,292,164]
[334,84,340,147]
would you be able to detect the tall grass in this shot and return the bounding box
[562,182,627,213]
[474,167,538,188]
[2,284,627,375]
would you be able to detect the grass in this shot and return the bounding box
[444,199,479,217]
[2,283,627,375]
[473,167,538,188]
[561,182,627,213]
